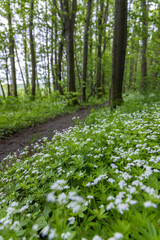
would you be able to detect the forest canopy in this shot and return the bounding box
[0,0,159,102]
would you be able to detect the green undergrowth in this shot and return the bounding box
[0,93,106,138]
[0,92,160,240]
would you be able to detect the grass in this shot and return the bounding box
[0,92,160,239]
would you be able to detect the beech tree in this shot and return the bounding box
[8,0,17,97]
[30,0,36,99]
[110,0,127,109]
[141,0,148,92]
[60,0,77,94]
[82,0,92,102]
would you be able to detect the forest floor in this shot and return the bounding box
[0,101,108,161]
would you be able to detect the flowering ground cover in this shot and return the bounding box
[0,93,160,240]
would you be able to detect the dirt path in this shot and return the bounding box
[0,102,108,161]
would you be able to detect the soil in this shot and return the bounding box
[0,102,108,161]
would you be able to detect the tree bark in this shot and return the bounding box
[45,0,51,94]
[0,82,5,98]
[30,0,36,99]
[96,0,103,98]
[22,5,30,94]
[61,0,77,94]
[141,0,148,92]
[110,0,127,109]
[129,58,134,89]
[82,0,92,102]
[57,26,65,95]
[4,50,11,96]
[23,28,29,93]
[15,45,27,94]
[154,4,160,84]
[8,0,17,97]
[101,0,109,95]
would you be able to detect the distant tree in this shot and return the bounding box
[0,81,5,98]
[8,0,17,97]
[5,49,11,96]
[51,0,65,94]
[60,0,77,95]
[30,0,36,99]
[96,0,109,98]
[82,0,92,102]
[153,3,160,86]
[110,0,127,109]
[141,0,148,92]
[96,0,104,98]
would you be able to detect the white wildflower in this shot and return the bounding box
[67,202,81,213]
[144,201,157,208]
[92,235,102,240]
[108,232,124,240]
[10,221,20,231]
[19,204,29,213]
[32,224,39,231]
[106,202,115,211]
[108,178,115,183]
[107,196,115,201]
[48,229,57,239]
[61,232,71,239]
[7,207,15,216]
[111,164,117,169]
[117,203,129,214]
[118,180,127,189]
[114,232,124,239]
[41,225,50,237]
[86,182,91,187]
[68,217,75,225]
[87,195,94,199]
[51,179,66,190]
[11,201,18,207]
[58,193,67,204]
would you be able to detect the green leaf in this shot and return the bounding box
[35,216,48,230]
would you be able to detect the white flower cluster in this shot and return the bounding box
[86,174,107,187]
[108,232,123,240]
[47,180,86,214]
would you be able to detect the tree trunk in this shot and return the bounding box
[30,0,36,99]
[15,45,27,94]
[22,7,29,94]
[141,0,148,92]
[61,0,77,95]
[129,58,134,89]
[82,0,92,102]
[0,82,5,98]
[101,0,109,95]
[96,0,103,98]
[110,0,127,109]
[51,12,55,91]
[45,0,51,94]
[4,51,11,96]
[23,30,29,93]
[57,26,65,95]
[8,0,17,97]
[154,4,160,85]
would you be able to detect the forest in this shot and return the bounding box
[0,0,160,239]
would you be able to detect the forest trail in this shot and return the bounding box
[0,101,108,161]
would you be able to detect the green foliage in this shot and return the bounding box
[0,94,69,138]
[0,93,160,239]
[0,93,107,138]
